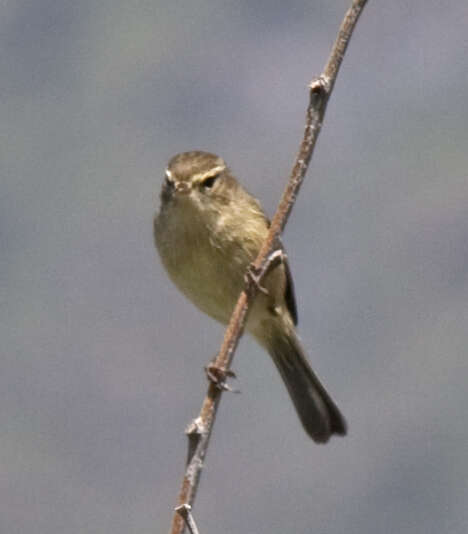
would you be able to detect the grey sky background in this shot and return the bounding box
[1,1,468,533]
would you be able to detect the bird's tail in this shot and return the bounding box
[260,325,346,443]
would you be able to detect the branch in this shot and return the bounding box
[168,2,368,533]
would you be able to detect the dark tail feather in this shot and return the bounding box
[266,329,346,443]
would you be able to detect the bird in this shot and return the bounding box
[154,150,346,443]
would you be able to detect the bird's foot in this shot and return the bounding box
[245,249,286,295]
[205,363,239,393]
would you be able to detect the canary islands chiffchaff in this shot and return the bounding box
[154,151,346,443]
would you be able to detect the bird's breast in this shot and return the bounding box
[155,202,253,324]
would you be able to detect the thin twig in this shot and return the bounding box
[168,2,368,533]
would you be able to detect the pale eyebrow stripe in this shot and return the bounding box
[192,165,226,183]
[165,168,173,180]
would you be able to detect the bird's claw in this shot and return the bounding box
[245,249,286,295]
[205,363,240,393]
[244,265,269,295]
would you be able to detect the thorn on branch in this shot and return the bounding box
[186,417,205,437]
[175,504,201,534]
[186,417,205,465]
[308,75,331,105]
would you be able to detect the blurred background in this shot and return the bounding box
[1,1,467,533]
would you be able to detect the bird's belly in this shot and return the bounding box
[161,229,251,325]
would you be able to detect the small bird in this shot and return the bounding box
[154,151,346,443]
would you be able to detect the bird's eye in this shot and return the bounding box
[201,174,219,189]
[164,175,174,189]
